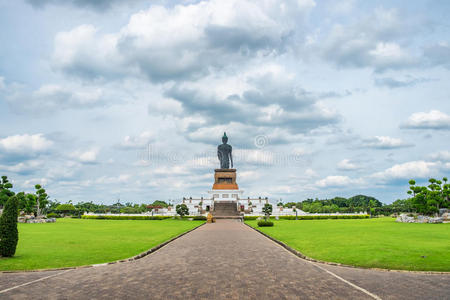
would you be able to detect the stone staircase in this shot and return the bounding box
[213,201,240,218]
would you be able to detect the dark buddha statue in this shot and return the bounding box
[217,132,233,169]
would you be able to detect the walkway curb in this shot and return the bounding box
[2,222,205,274]
[244,222,450,275]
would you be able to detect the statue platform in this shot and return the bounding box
[212,169,239,190]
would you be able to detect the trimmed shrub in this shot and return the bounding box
[0,195,19,257]
[56,203,76,215]
[46,212,60,218]
[257,220,274,227]
[244,216,259,220]
[192,216,207,220]
[81,215,172,220]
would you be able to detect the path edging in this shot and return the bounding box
[2,222,205,274]
[244,223,450,275]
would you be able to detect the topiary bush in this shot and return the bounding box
[258,220,274,227]
[56,203,76,215]
[192,216,207,220]
[0,195,19,257]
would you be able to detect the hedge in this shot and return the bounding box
[257,220,274,227]
[81,215,173,220]
[47,212,61,218]
[0,196,19,257]
[244,215,369,221]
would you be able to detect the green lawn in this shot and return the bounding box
[0,218,203,271]
[246,218,450,271]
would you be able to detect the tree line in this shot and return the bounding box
[280,195,383,214]
[279,177,449,216]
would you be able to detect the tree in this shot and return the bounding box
[0,195,19,257]
[262,203,272,221]
[120,206,138,214]
[176,204,189,217]
[0,176,14,208]
[151,200,169,208]
[408,177,450,215]
[56,203,76,216]
[16,192,37,215]
[35,184,49,216]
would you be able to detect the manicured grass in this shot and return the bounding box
[0,218,203,271]
[246,218,450,271]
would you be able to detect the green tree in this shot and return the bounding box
[56,203,76,216]
[0,176,14,208]
[16,192,37,214]
[310,202,323,213]
[408,177,450,215]
[0,195,19,257]
[262,203,273,221]
[151,200,169,208]
[176,204,189,217]
[120,206,138,214]
[35,184,49,216]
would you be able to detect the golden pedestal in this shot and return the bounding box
[212,169,239,190]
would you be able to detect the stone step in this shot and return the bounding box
[213,201,240,217]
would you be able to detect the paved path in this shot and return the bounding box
[0,220,448,299]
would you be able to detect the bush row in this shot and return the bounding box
[81,215,173,220]
[244,215,370,221]
[46,212,61,218]
[80,215,208,221]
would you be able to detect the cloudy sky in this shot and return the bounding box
[1,0,449,204]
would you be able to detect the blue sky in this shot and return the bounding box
[0,0,449,204]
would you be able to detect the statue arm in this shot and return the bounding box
[217,148,221,164]
[230,147,233,168]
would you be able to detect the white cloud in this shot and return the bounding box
[20,177,49,189]
[0,160,44,175]
[117,131,153,150]
[401,110,450,130]
[424,42,450,69]
[374,75,432,88]
[429,151,450,162]
[363,136,413,149]
[0,76,5,90]
[337,159,360,171]
[368,42,415,70]
[96,174,131,184]
[70,148,99,163]
[372,160,437,180]
[316,175,363,188]
[320,8,418,72]
[328,0,355,15]
[0,134,53,155]
[5,81,108,113]
[52,0,314,82]
[53,24,124,79]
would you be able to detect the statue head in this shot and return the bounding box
[222,132,228,144]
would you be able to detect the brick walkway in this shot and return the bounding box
[0,220,448,299]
